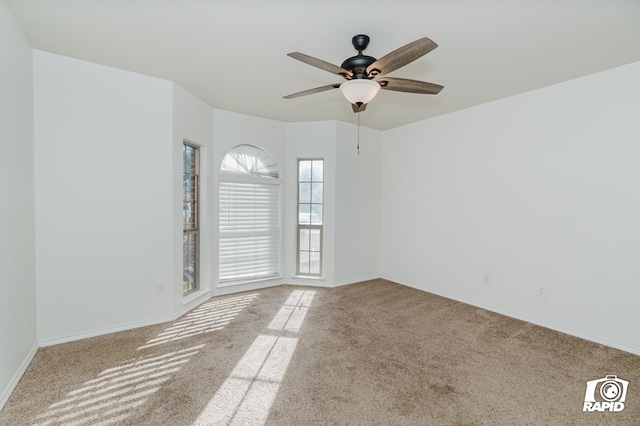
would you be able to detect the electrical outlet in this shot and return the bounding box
[537,286,547,298]
[155,282,166,294]
[483,273,491,285]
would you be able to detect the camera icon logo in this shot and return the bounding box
[583,375,629,412]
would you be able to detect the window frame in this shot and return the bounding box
[183,141,200,296]
[296,158,324,277]
[219,144,281,283]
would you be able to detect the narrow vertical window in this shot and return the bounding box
[183,143,199,295]
[297,159,323,276]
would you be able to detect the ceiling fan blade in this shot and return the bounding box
[283,83,341,99]
[366,37,437,77]
[378,77,443,94]
[352,103,367,113]
[287,52,352,77]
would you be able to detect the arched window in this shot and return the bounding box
[219,145,280,282]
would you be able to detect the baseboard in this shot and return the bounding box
[387,277,640,357]
[36,282,280,348]
[38,315,174,348]
[285,275,381,288]
[0,343,38,412]
[332,275,381,288]
[176,289,212,320]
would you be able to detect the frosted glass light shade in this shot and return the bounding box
[339,79,381,105]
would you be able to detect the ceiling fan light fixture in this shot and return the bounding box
[339,79,380,105]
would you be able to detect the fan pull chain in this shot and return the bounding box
[357,111,360,156]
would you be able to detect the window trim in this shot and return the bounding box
[183,141,200,296]
[296,224,323,277]
[219,145,281,283]
[296,158,324,277]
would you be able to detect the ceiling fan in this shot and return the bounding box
[284,34,443,112]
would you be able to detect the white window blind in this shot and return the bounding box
[219,145,280,282]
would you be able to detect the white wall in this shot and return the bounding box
[334,122,382,285]
[381,61,640,354]
[212,109,287,295]
[172,84,214,315]
[34,51,175,344]
[0,0,37,409]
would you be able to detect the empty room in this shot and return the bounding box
[1,1,640,424]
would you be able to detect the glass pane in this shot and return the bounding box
[299,160,312,182]
[183,145,189,173]
[221,145,279,178]
[299,183,311,203]
[184,145,197,175]
[310,229,321,251]
[311,204,323,225]
[299,229,310,251]
[183,176,191,202]
[310,252,321,274]
[298,204,311,225]
[311,183,323,203]
[312,160,323,182]
[183,144,187,170]
[184,202,197,230]
[299,251,310,274]
[183,234,197,293]
[184,175,197,202]
[183,203,188,229]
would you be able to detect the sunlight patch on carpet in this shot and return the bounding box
[138,293,258,349]
[194,290,315,426]
[32,293,258,425]
[268,289,315,333]
[32,345,203,426]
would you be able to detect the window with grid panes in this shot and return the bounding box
[183,143,199,295]
[297,159,323,276]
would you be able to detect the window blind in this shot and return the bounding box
[219,179,280,282]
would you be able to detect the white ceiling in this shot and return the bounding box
[6,0,640,130]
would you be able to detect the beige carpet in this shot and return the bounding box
[1,279,639,425]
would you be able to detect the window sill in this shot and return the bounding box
[218,275,284,288]
[291,275,324,281]
[182,288,211,305]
